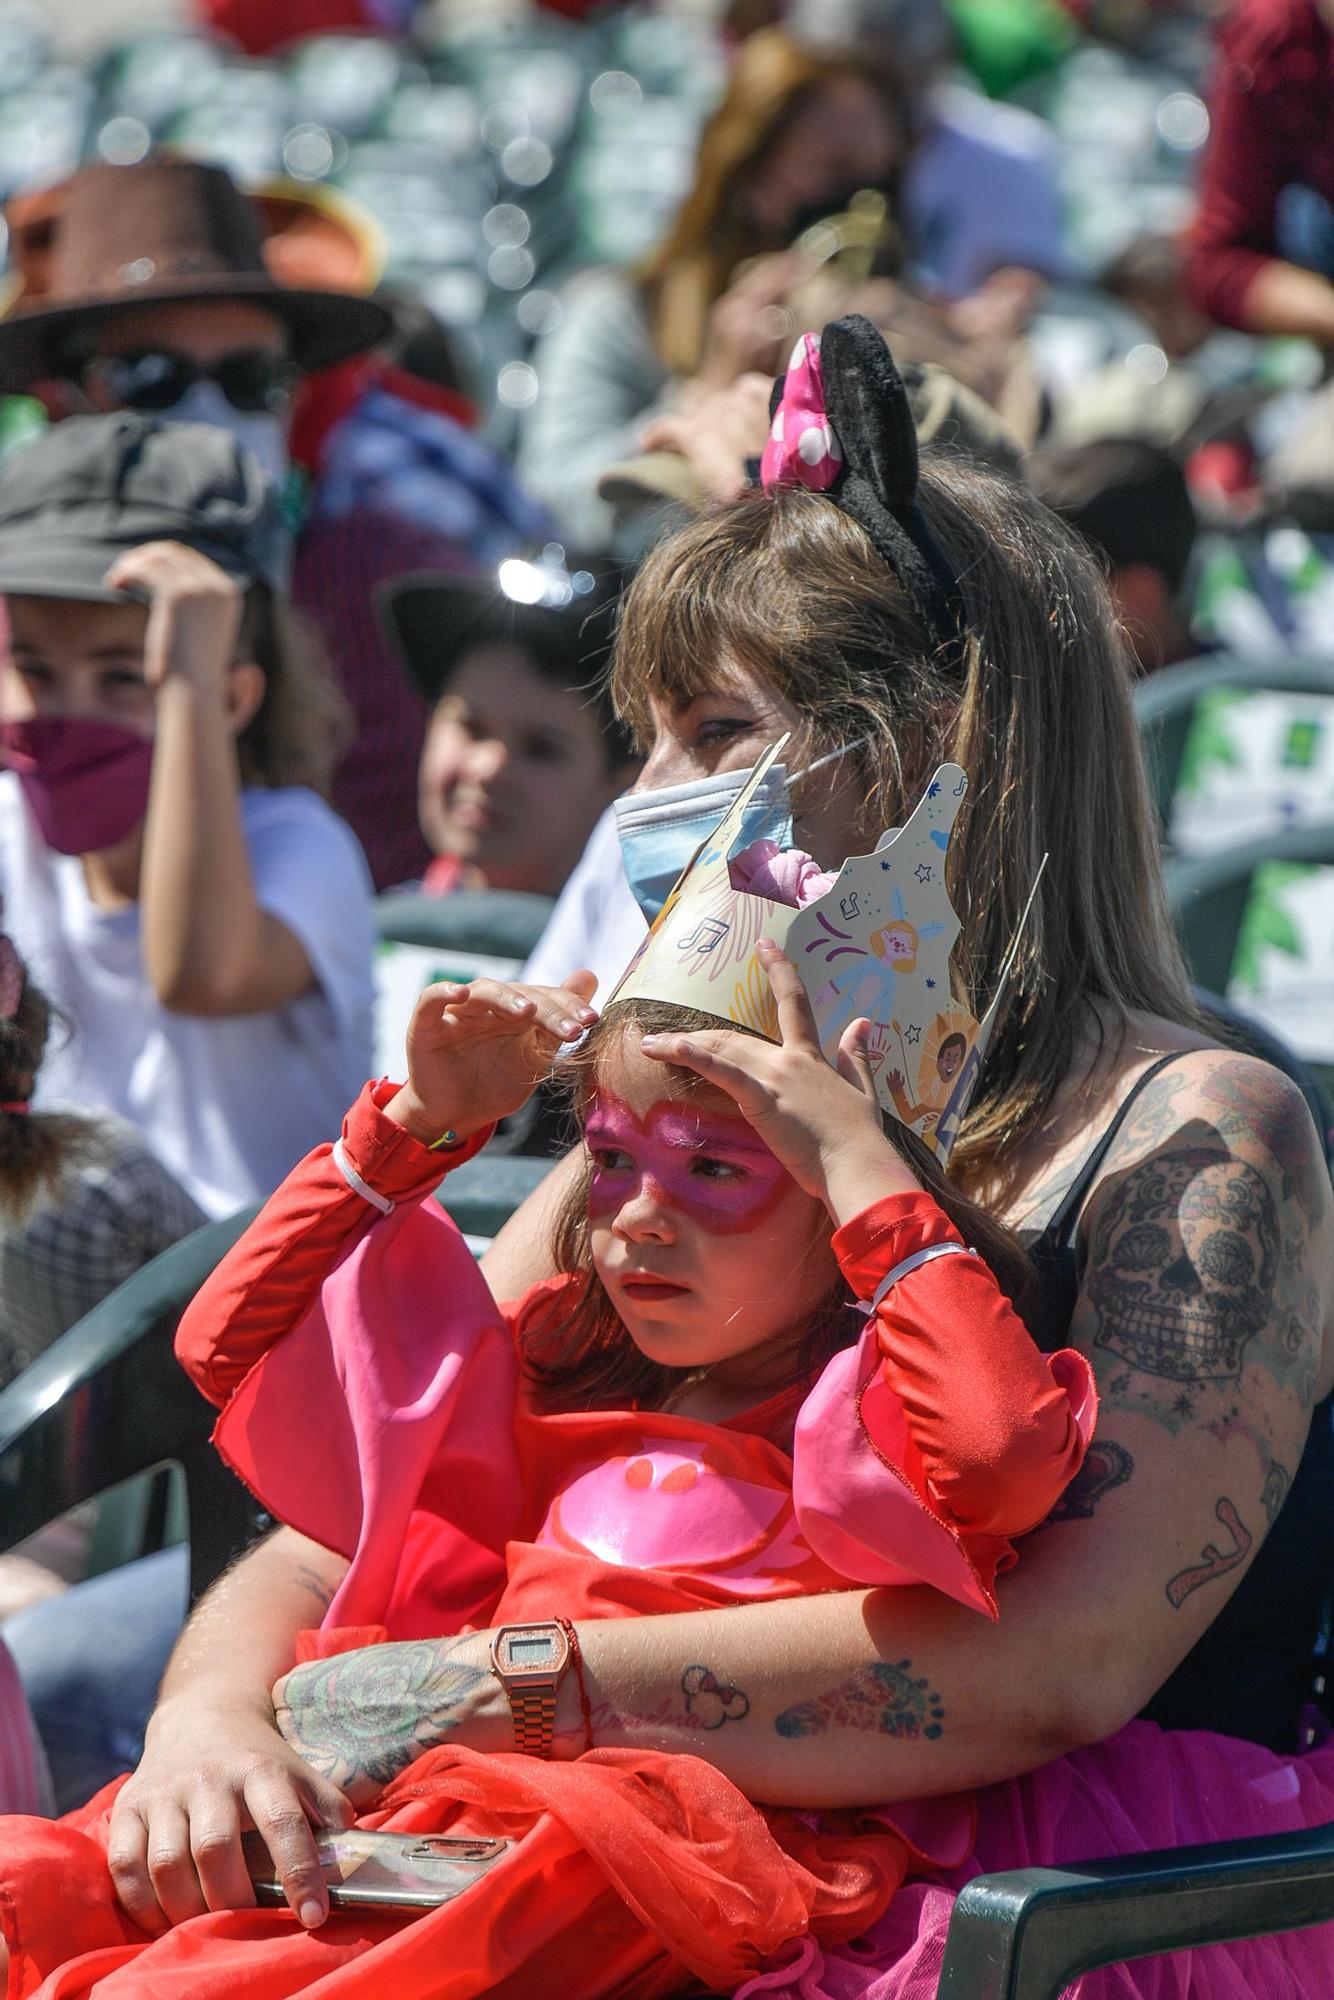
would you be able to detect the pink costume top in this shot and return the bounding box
[176,1081,1097,1644]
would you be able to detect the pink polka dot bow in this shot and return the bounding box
[759,332,844,493]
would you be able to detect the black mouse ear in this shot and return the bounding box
[819,314,920,506]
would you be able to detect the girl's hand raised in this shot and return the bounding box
[388,972,598,1147]
[640,940,919,1223]
[104,540,244,694]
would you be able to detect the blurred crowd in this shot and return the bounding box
[0,0,1333,1820]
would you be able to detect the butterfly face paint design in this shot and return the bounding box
[584,1091,791,1235]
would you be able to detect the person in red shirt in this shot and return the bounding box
[1186,0,1334,342]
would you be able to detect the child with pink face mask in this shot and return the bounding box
[0,942,1097,1999]
[0,412,374,1217]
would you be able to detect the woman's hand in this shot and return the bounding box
[387,971,599,1147]
[104,540,243,695]
[271,1634,510,1808]
[639,372,773,503]
[690,253,800,392]
[106,1691,354,1935]
[640,939,917,1221]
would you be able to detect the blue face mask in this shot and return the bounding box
[614,741,863,921]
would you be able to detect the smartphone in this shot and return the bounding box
[242,1829,513,1911]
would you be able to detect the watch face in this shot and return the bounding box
[506,1634,558,1668]
[493,1622,569,1677]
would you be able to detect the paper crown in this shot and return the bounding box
[610,738,1018,1163]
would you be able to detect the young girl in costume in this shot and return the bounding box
[0,906,1097,1997]
[0,413,374,1220]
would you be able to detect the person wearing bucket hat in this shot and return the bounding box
[380,551,637,900]
[0,154,554,889]
[0,412,374,1221]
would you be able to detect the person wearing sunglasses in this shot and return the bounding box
[0,155,553,891]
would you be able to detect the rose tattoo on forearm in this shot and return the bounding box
[273,1639,486,1803]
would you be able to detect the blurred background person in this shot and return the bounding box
[1029,437,1203,672]
[0,156,551,889]
[520,26,1060,550]
[1186,0,1334,347]
[380,553,637,899]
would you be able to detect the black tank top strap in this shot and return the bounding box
[1026,1050,1198,1356]
[1035,1051,1195,1255]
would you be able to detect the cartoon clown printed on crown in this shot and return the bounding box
[610,735,1022,1164]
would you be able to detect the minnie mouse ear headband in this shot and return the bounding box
[759,315,966,661]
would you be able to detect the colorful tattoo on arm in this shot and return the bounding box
[274,1639,486,1795]
[1165,1498,1253,1609]
[774,1660,946,1741]
[681,1664,750,1727]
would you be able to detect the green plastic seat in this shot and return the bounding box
[935,1822,1334,1998]
[1135,653,1334,840]
[374,887,555,959]
[0,1150,552,1596]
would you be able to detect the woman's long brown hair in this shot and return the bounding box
[609,465,1207,1207]
[639,30,909,377]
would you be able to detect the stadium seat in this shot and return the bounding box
[1135,653,1334,839]
[934,1824,1334,1998]
[0,1150,551,1597]
[374,886,555,958]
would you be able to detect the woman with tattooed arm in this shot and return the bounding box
[6,322,1333,2000]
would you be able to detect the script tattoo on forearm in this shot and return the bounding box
[775,1660,946,1741]
[275,1639,485,1794]
[1166,1497,1253,1609]
[1038,1440,1134,1526]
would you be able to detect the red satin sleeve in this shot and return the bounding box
[832,1196,1095,1539]
[175,1081,492,1409]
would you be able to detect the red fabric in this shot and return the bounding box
[420,855,468,897]
[177,1080,490,1409]
[1185,0,1334,327]
[196,0,393,56]
[2,1744,913,2000]
[288,361,476,482]
[836,1203,1092,1540]
[73,1093,1092,2000]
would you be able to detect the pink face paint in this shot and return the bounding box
[585,1092,791,1234]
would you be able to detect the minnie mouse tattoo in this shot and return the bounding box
[681,1664,751,1729]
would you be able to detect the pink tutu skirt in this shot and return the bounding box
[735,1721,1334,1999]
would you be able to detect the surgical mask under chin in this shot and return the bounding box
[0,714,154,856]
[160,380,289,486]
[614,741,858,921]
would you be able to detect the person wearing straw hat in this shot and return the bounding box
[0,155,551,889]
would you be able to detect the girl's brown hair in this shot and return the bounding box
[639,30,908,377]
[234,583,352,796]
[0,948,97,1222]
[610,466,1207,1202]
[521,998,1033,1415]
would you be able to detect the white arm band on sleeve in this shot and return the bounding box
[858,1239,977,1315]
[332,1138,395,1216]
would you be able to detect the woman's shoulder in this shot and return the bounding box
[1093,1032,1329,1211]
